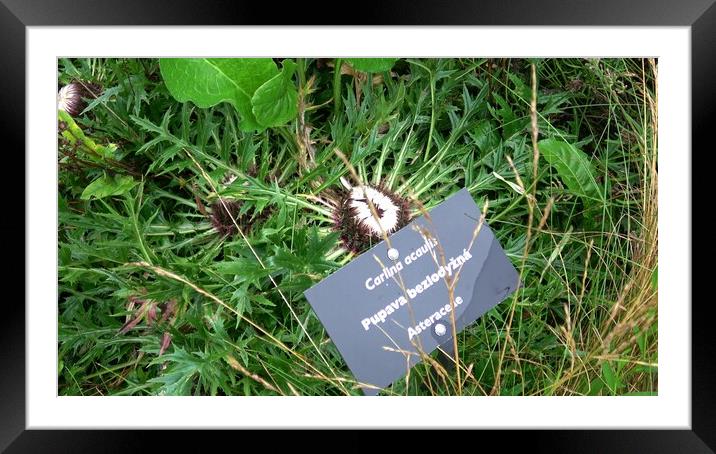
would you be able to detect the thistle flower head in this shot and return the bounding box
[332,180,412,254]
[57,81,102,117]
[209,198,245,237]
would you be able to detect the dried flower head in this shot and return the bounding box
[57,81,102,117]
[332,179,412,254]
[208,196,274,238]
[210,198,245,237]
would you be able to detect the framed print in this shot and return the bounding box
[2,0,710,451]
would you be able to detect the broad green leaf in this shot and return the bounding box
[251,59,298,127]
[80,175,137,200]
[651,266,658,290]
[538,138,604,205]
[159,58,278,131]
[346,58,398,72]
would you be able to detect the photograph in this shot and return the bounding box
[57,56,658,397]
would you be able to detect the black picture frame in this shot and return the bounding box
[2,0,708,451]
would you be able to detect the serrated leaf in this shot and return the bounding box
[253,294,276,307]
[346,58,398,73]
[251,59,298,127]
[269,248,306,272]
[305,229,340,263]
[214,258,272,286]
[490,92,524,139]
[148,347,202,395]
[469,119,499,152]
[538,138,604,205]
[80,175,137,200]
[230,286,250,317]
[159,58,278,132]
[79,85,122,115]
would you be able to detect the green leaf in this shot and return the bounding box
[538,138,604,205]
[251,59,298,127]
[58,193,69,214]
[214,258,272,287]
[80,175,137,200]
[490,92,523,139]
[253,294,276,307]
[230,285,250,317]
[80,85,122,115]
[651,266,658,290]
[159,58,278,131]
[148,347,202,395]
[635,325,647,356]
[346,58,398,72]
[269,248,306,272]
[469,119,499,153]
[601,361,620,395]
[305,229,340,264]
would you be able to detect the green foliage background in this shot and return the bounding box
[58,58,658,396]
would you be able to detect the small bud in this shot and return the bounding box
[159,332,172,356]
[146,303,157,327]
[159,299,177,324]
[209,198,244,237]
[119,299,149,335]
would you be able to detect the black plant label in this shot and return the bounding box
[304,188,519,395]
